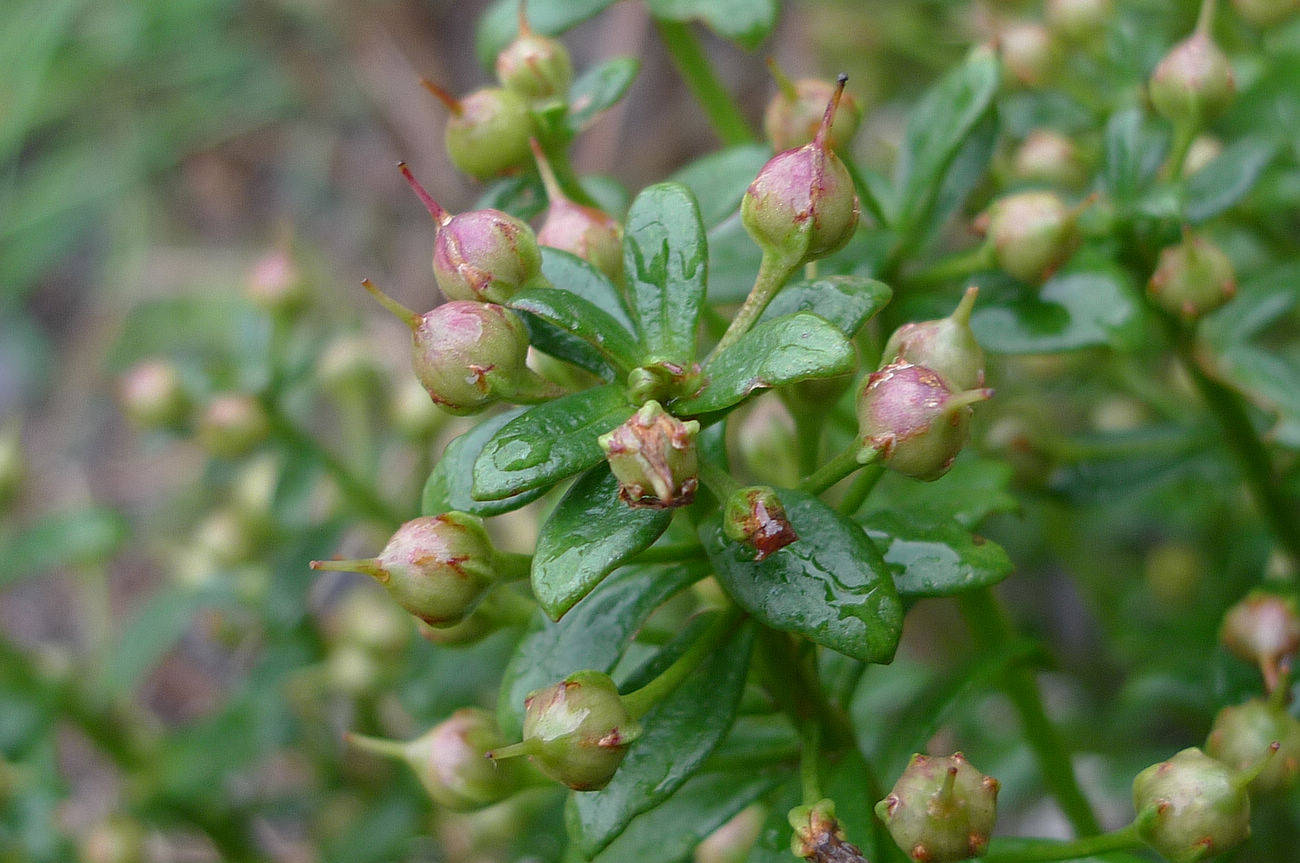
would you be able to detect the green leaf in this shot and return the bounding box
[645,0,779,49]
[472,385,633,501]
[669,144,772,228]
[474,0,618,68]
[1184,138,1276,224]
[864,457,1017,529]
[893,48,1000,239]
[568,57,641,133]
[541,248,636,331]
[104,584,228,697]
[918,111,999,249]
[971,267,1143,354]
[674,313,855,415]
[422,410,550,517]
[622,182,709,365]
[0,507,127,586]
[532,465,673,620]
[1202,262,1300,347]
[568,620,756,856]
[509,285,644,373]
[759,275,893,337]
[705,212,766,305]
[475,174,546,221]
[497,562,705,737]
[862,511,1014,600]
[701,490,903,663]
[1103,108,1169,202]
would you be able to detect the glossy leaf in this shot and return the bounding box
[971,267,1143,354]
[1184,138,1275,224]
[518,306,617,380]
[475,174,546,221]
[701,490,903,663]
[568,57,641,132]
[509,285,644,372]
[864,457,1017,529]
[759,275,893,337]
[472,385,633,501]
[622,182,709,364]
[532,465,673,620]
[568,620,755,856]
[0,507,128,587]
[645,0,779,50]
[422,409,550,516]
[497,562,706,737]
[669,144,772,228]
[474,0,617,68]
[862,511,1013,599]
[705,213,765,304]
[540,248,635,330]
[673,313,855,415]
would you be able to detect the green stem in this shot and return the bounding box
[495,551,533,581]
[1166,120,1196,184]
[957,589,1102,837]
[793,409,824,479]
[980,821,1144,862]
[622,606,744,719]
[653,19,756,147]
[536,134,599,208]
[906,243,995,289]
[800,721,822,805]
[346,733,408,760]
[481,586,538,627]
[802,445,874,496]
[713,251,798,355]
[698,458,744,499]
[837,464,884,515]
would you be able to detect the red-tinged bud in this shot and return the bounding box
[742,74,860,268]
[1149,19,1235,126]
[361,280,559,415]
[530,140,624,283]
[789,799,865,862]
[598,400,701,509]
[762,60,862,152]
[390,376,450,440]
[78,818,147,863]
[246,242,306,314]
[495,3,573,101]
[118,359,188,430]
[1046,0,1112,41]
[983,191,1080,284]
[697,804,764,863]
[399,163,545,304]
[311,513,499,627]
[329,587,413,659]
[857,362,993,481]
[882,286,985,391]
[1011,129,1086,188]
[491,669,642,791]
[1206,698,1300,794]
[723,486,799,561]
[1220,590,1300,692]
[348,708,530,810]
[876,752,1000,862]
[1232,0,1300,26]
[1133,747,1254,863]
[423,81,534,179]
[999,23,1055,87]
[196,393,268,458]
[1147,232,1236,319]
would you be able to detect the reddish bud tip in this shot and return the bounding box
[420,78,463,116]
[813,74,849,150]
[397,162,450,225]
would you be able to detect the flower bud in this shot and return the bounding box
[311,513,499,627]
[983,191,1080,284]
[1149,29,1235,126]
[1183,135,1223,176]
[1132,747,1252,863]
[1000,23,1055,88]
[598,400,701,509]
[492,669,642,791]
[423,82,534,179]
[1011,129,1086,189]
[246,243,306,314]
[530,140,623,283]
[1220,590,1300,692]
[495,4,573,101]
[789,799,865,861]
[1147,232,1236,319]
[317,333,383,395]
[1046,0,1112,41]
[348,708,529,810]
[742,75,859,268]
[390,376,449,440]
[857,362,993,481]
[118,359,188,430]
[193,507,259,569]
[696,804,764,863]
[882,286,985,391]
[1206,698,1300,794]
[197,393,268,458]
[762,61,862,152]
[1232,0,1300,27]
[876,752,1000,862]
[723,486,799,561]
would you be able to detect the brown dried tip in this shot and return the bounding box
[813,74,849,150]
[397,162,450,224]
[517,0,533,35]
[419,77,463,116]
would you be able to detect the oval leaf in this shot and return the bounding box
[0,507,128,587]
[568,57,641,133]
[862,511,1013,599]
[474,0,618,68]
[759,276,893,337]
[971,268,1143,354]
[541,248,636,331]
[422,409,550,517]
[509,285,644,373]
[670,144,772,228]
[1185,138,1276,224]
[646,0,778,50]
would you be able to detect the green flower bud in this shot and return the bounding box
[598,401,701,509]
[1183,135,1224,176]
[1000,23,1055,88]
[742,75,859,268]
[1220,590,1300,692]
[857,362,993,481]
[984,191,1080,284]
[531,140,624,284]
[311,513,499,627]
[723,486,799,561]
[78,818,147,863]
[118,359,188,430]
[789,799,865,861]
[423,81,534,179]
[1232,0,1300,26]
[875,752,1000,862]
[1046,0,1112,41]
[495,4,573,101]
[1149,28,1235,126]
[1011,129,1087,188]
[493,669,642,791]
[246,242,306,315]
[762,61,862,152]
[325,642,386,698]
[193,507,259,569]
[329,587,413,659]
[348,708,529,810]
[197,393,268,458]
[1132,747,1253,863]
[1206,698,1300,794]
[882,286,985,391]
[390,376,450,440]
[317,333,383,395]
[1147,232,1236,319]
[696,804,764,863]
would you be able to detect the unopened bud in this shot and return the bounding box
[424,82,534,179]
[495,3,573,101]
[999,23,1055,88]
[1046,0,1112,41]
[857,362,992,481]
[1133,747,1253,863]
[328,588,412,659]
[1147,232,1236,319]
[78,818,147,863]
[1011,130,1086,188]
[317,333,382,394]
[1149,28,1235,126]
[983,191,1080,284]
[1206,698,1300,794]
[197,393,268,458]
[1232,0,1300,27]
[876,752,1000,862]
[390,376,450,439]
[882,286,985,391]
[763,61,862,152]
[246,243,306,314]
[723,486,799,561]
[1183,135,1224,176]
[695,804,764,863]
[531,140,623,283]
[598,401,700,509]
[118,359,188,430]
[1220,590,1300,692]
[789,799,864,861]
